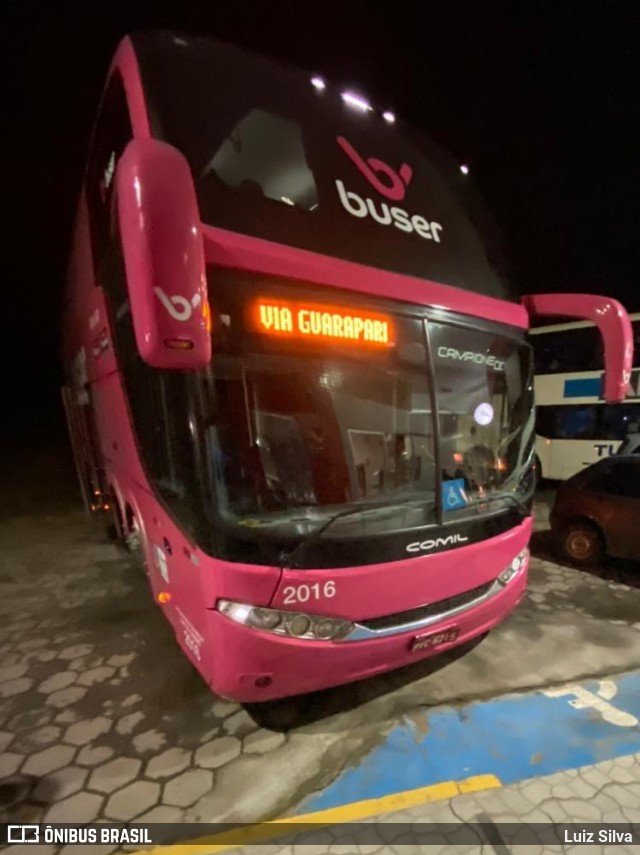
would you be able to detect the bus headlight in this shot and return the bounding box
[498,547,529,586]
[217,600,353,642]
[253,608,281,630]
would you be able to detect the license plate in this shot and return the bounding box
[411,627,459,652]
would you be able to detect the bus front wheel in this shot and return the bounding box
[560,522,604,566]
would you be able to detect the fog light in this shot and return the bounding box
[288,615,311,636]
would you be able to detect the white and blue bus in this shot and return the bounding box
[530,313,639,480]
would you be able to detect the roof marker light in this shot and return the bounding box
[460,164,470,175]
[382,111,396,123]
[341,92,372,112]
[311,76,326,90]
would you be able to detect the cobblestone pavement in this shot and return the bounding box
[1,461,639,844]
[233,753,640,855]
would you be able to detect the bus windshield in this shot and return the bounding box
[131,32,509,298]
[199,273,534,541]
[206,354,437,532]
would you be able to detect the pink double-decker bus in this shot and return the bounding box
[62,32,634,701]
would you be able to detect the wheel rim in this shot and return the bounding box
[566,530,595,559]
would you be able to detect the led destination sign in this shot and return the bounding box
[251,299,394,347]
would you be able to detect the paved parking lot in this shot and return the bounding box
[230,752,640,854]
[0,445,639,849]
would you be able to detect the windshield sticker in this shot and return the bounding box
[437,346,505,371]
[474,403,495,426]
[336,137,443,242]
[442,478,468,511]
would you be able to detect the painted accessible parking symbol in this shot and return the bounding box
[295,672,640,816]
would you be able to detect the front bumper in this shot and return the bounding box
[208,561,528,702]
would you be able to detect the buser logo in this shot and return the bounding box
[336,136,443,242]
[154,287,202,322]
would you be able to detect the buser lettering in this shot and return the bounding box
[437,346,505,371]
[406,533,469,553]
[336,180,443,242]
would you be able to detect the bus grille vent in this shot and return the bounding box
[359,581,494,631]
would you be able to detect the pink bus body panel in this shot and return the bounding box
[271,519,531,618]
[210,565,528,702]
[63,36,548,700]
[203,225,530,330]
[110,38,151,138]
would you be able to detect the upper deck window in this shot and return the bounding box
[203,109,318,211]
[131,32,511,299]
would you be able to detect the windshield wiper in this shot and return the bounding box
[495,492,531,516]
[279,497,433,569]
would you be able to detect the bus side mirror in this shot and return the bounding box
[116,138,210,369]
[522,293,633,403]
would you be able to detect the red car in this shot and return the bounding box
[550,456,640,564]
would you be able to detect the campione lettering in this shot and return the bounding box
[437,346,505,371]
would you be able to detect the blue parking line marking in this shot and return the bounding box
[297,671,640,814]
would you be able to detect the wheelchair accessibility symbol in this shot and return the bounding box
[442,478,468,511]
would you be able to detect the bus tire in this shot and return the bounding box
[560,521,604,566]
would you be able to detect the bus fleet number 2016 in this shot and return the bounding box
[283,581,336,604]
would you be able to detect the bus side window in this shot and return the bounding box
[85,70,133,298]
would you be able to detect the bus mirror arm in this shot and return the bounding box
[116,139,211,369]
[522,293,633,403]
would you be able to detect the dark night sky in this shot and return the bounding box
[4,1,639,438]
